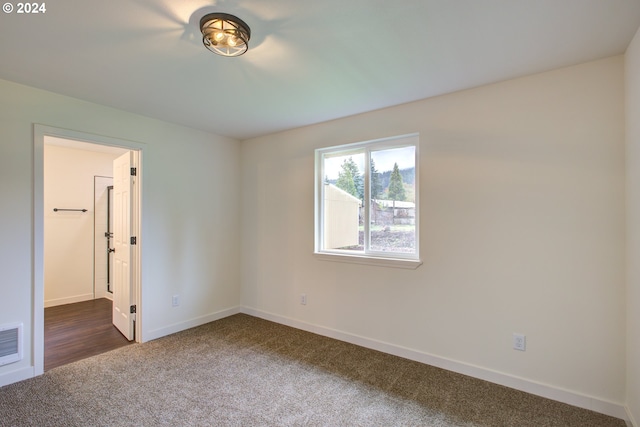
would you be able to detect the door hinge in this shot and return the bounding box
[130,167,137,176]
[130,305,136,314]
[130,236,137,245]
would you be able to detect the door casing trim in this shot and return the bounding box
[33,124,144,375]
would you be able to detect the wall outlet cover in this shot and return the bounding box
[513,333,526,351]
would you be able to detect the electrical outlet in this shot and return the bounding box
[172,295,180,307]
[513,333,526,351]
[300,293,307,305]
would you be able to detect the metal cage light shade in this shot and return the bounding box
[200,13,251,57]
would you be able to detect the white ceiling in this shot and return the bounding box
[1,0,639,140]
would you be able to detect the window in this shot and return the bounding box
[315,134,421,269]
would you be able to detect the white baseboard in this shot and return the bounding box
[44,293,94,308]
[0,306,243,388]
[0,366,35,388]
[94,290,113,301]
[627,406,638,427]
[2,306,628,424]
[143,306,241,342]
[240,306,628,423]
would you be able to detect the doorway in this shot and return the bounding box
[34,125,143,375]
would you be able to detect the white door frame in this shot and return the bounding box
[33,124,143,375]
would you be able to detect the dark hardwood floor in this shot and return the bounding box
[44,298,134,371]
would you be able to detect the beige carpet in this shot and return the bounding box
[0,314,626,426]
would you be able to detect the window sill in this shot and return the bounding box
[314,252,422,269]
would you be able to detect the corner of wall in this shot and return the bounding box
[625,22,640,427]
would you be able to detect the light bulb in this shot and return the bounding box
[200,13,251,56]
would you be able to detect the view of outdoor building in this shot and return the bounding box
[321,144,416,256]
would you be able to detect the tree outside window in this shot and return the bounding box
[316,134,419,262]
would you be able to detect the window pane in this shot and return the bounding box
[322,152,365,252]
[369,146,416,254]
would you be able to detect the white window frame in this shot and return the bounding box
[314,134,422,269]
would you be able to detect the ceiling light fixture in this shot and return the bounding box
[200,13,251,57]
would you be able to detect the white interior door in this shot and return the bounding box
[112,151,135,340]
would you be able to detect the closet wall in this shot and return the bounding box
[44,140,125,307]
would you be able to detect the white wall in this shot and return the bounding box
[0,78,242,385]
[626,26,640,427]
[0,53,631,418]
[43,144,121,307]
[241,57,626,416]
